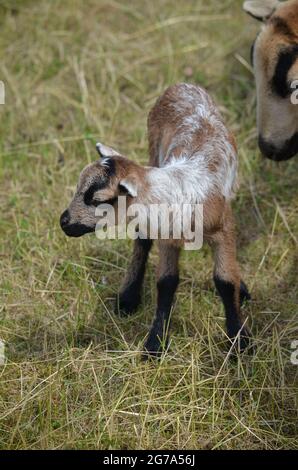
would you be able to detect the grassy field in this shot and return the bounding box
[0,0,297,450]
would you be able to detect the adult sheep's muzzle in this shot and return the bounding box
[258,134,298,161]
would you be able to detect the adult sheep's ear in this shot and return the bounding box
[243,0,280,21]
[96,142,121,158]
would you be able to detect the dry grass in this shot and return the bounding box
[0,0,297,450]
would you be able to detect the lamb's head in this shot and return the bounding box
[60,143,142,237]
[244,0,298,161]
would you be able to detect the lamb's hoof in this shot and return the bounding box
[240,281,251,306]
[141,351,160,362]
[115,292,140,317]
[141,334,168,361]
[230,326,254,356]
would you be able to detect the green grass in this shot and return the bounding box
[0,0,297,450]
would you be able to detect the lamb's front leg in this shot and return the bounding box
[115,238,152,316]
[143,242,180,359]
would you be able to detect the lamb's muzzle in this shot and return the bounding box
[60,208,94,237]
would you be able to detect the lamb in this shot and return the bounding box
[60,83,251,359]
[243,0,298,161]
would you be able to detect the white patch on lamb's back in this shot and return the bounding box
[149,83,238,203]
[152,135,237,203]
[145,156,214,205]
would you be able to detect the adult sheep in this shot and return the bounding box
[244,0,298,160]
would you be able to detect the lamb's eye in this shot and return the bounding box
[94,197,117,207]
[84,188,94,205]
[84,184,101,206]
[84,180,108,206]
[84,190,117,208]
[90,199,101,207]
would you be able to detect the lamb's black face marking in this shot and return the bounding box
[83,159,116,206]
[84,181,119,207]
[84,180,108,205]
[271,45,298,98]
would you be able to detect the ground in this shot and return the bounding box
[0,0,297,450]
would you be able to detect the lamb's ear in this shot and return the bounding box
[119,177,138,198]
[96,142,121,158]
[243,0,280,21]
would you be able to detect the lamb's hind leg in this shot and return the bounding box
[116,238,152,316]
[210,209,252,353]
[143,241,180,359]
[240,280,251,306]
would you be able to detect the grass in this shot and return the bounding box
[0,0,297,450]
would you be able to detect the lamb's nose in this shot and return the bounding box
[60,209,70,229]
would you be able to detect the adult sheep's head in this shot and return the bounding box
[244,0,298,161]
